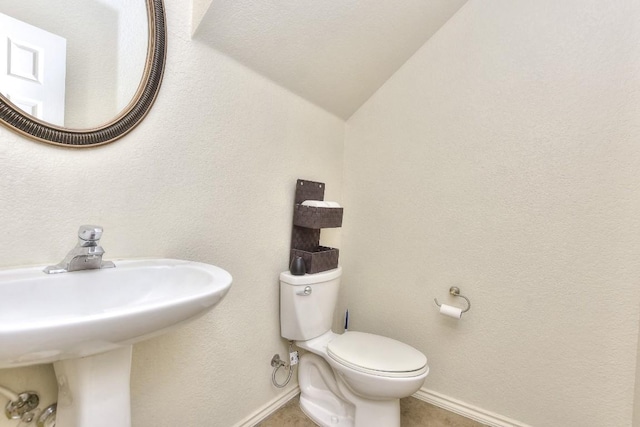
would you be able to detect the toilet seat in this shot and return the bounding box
[327,332,427,378]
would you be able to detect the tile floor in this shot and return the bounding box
[256,396,487,427]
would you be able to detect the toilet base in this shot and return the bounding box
[298,353,401,427]
[299,353,354,426]
[300,394,354,427]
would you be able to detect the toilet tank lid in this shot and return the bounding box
[280,266,342,285]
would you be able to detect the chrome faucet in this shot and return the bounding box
[43,225,116,274]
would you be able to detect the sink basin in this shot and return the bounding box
[0,258,232,368]
[0,258,232,427]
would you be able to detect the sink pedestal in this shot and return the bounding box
[53,346,133,427]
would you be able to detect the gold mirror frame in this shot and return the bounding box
[0,0,166,148]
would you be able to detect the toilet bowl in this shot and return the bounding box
[280,267,429,427]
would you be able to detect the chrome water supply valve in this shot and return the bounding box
[35,403,57,427]
[4,391,39,420]
[270,354,286,368]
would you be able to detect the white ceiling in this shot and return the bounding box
[192,0,468,119]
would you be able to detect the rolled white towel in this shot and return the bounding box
[301,200,329,207]
[301,200,341,208]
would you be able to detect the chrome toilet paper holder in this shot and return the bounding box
[434,287,471,314]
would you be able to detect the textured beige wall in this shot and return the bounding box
[341,0,640,426]
[0,0,344,426]
[190,0,212,35]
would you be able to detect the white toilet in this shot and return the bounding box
[280,266,429,427]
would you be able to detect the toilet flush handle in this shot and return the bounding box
[297,286,312,296]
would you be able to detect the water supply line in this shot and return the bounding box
[0,386,20,403]
[270,342,298,388]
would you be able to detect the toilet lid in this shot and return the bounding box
[327,331,427,378]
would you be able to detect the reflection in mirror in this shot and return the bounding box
[0,0,148,129]
[0,0,165,147]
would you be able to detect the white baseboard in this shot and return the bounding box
[413,388,532,427]
[231,385,529,427]
[232,386,301,427]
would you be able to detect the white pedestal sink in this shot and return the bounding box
[0,259,232,427]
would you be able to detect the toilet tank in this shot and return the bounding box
[280,266,342,341]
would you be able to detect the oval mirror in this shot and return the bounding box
[0,0,166,147]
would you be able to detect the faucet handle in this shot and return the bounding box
[78,225,103,242]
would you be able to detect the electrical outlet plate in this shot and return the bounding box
[289,351,299,366]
